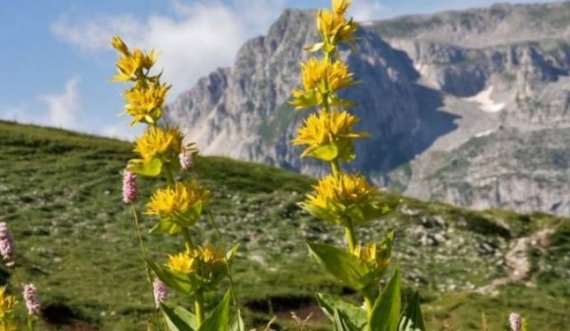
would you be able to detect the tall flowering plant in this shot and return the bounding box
[0,222,42,331]
[290,1,425,330]
[111,37,241,331]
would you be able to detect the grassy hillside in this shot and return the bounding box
[0,120,568,330]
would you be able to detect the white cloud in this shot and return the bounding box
[40,77,81,129]
[51,0,287,95]
[349,0,387,22]
[0,105,39,124]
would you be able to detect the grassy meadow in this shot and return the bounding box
[0,120,568,330]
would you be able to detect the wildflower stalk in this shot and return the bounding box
[112,36,241,330]
[344,219,357,252]
[194,290,205,327]
[206,210,240,311]
[130,207,157,299]
[290,1,408,328]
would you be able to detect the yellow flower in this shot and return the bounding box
[307,58,354,93]
[352,233,393,271]
[166,250,196,274]
[134,127,183,163]
[124,82,171,125]
[292,109,367,161]
[316,8,358,48]
[308,173,378,209]
[332,0,352,15]
[291,58,355,109]
[166,245,226,281]
[112,44,158,82]
[301,173,381,225]
[353,243,377,264]
[0,287,17,320]
[146,181,210,220]
[111,35,129,55]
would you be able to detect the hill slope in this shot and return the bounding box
[0,120,569,330]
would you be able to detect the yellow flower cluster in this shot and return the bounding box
[291,58,355,110]
[134,127,183,163]
[111,36,157,83]
[0,287,17,320]
[147,181,210,221]
[166,245,226,281]
[293,109,367,161]
[307,173,378,209]
[111,36,170,126]
[302,173,380,225]
[317,2,358,48]
[124,83,170,125]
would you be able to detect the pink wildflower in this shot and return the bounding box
[22,283,41,315]
[0,222,14,265]
[153,279,168,307]
[122,170,137,204]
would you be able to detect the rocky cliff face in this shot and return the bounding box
[166,2,570,216]
[166,9,428,178]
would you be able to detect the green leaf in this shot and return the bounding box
[160,302,196,331]
[398,292,426,331]
[198,290,231,331]
[316,293,366,329]
[369,268,401,331]
[226,244,240,261]
[297,202,338,225]
[308,144,339,161]
[308,243,372,290]
[149,217,182,235]
[333,308,358,331]
[305,42,325,52]
[146,257,197,295]
[230,309,245,331]
[128,158,163,177]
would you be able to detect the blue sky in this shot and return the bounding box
[0,0,559,139]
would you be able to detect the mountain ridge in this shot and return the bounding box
[166,2,570,216]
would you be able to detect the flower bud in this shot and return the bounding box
[111,36,129,55]
[509,312,521,331]
[153,279,168,307]
[122,170,137,204]
[179,150,193,171]
[22,283,41,316]
[0,222,15,266]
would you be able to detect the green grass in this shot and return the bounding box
[0,120,569,330]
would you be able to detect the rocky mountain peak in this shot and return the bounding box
[166,3,570,216]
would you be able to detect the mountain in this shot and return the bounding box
[166,2,570,216]
[2,120,569,330]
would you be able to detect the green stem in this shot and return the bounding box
[206,209,240,311]
[26,317,34,331]
[195,290,205,327]
[131,206,161,323]
[181,227,195,251]
[330,159,341,176]
[344,219,357,252]
[164,167,174,186]
[364,295,374,319]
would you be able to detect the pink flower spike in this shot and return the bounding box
[0,222,15,266]
[153,279,168,307]
[179,151,193,171]
[509,312,521,331]
[23,283,41,316]
[122,170,137,204]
